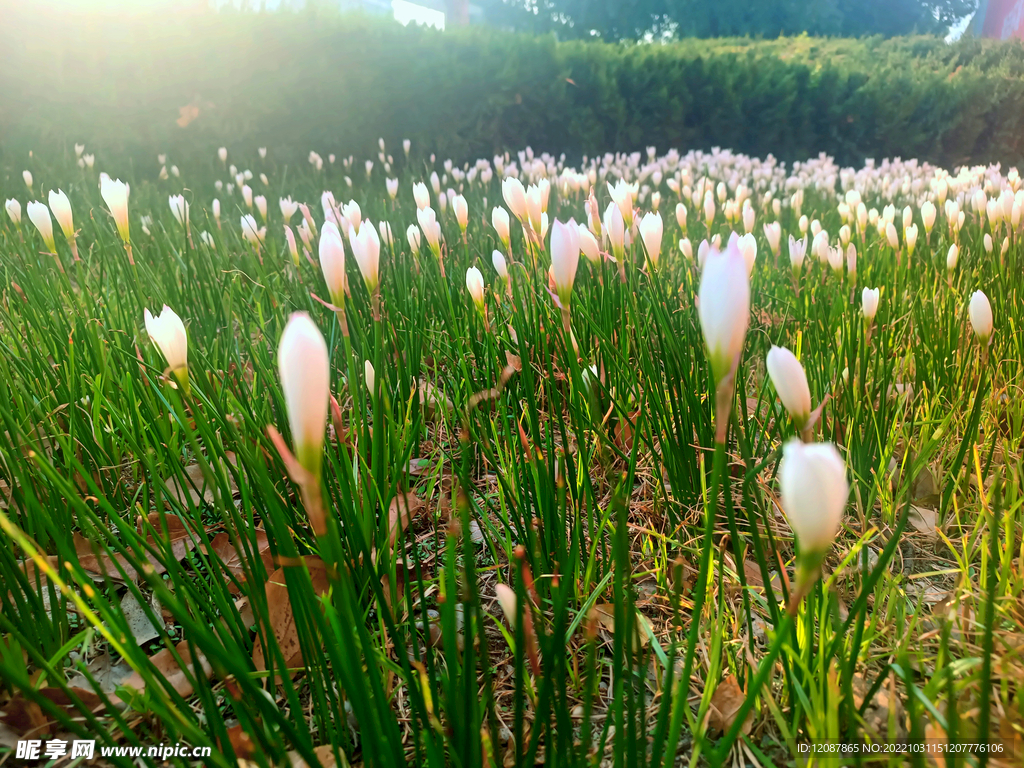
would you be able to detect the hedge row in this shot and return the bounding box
[3,5,1024,171]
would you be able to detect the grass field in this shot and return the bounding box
[0,143,1022,767]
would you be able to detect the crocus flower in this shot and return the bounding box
[675,202,687,232]
[969,290,993,343]
[350,220,381,294]
[144,305,189,394]
[549,218,581,308]
[453,195,469,233]
[241,214,264,247]
[5,198,21,226]
[255,195,268,222]
[100,176,131,245]
[319,222,347,306]
[502,177,527,222]
[698,236,750,387]
[638,211,663,268]
[861,287,880,321]
[280,196,298,223]
[946,243,959,271]
[779,439,847,562]
[284,225,299,266]
[492,250,508,280]
[169,195,189,227]
[378,220,394,249]
[386,178,399,199]
[579,224,600,265]
[278,312,330,481]
[26,201,56,253]
[23,171,33,189]
[48,189,75,241]
[406,224,421,255]
[466,266,485,314]
[764,222,781,256]
[766,346,811,430]
[492,206,510,249]
[788,235,807,274]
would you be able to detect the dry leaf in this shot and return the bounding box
[252,559,331,674]
[909,506,939,539]
[707,675,753,735]
[205,530,274,592]
[120,591,165,645]
[75,513,200,582]
[163,453,239,507]
[0,687,103,738]
[287,745,339,767]
[590,603,649,648]
[388,492,424,549]
[66,652,133,694]
[118,640,213,700]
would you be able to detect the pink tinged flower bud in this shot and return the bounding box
[737,232,757,275]
[403,138,411,157]
[26,201,56,251]
[603,202,625,260]
[675,202,687,231]
[47,189,74,239]
[100,177,130,242]
[579,224,600,265]
[697,238,710,268]
[779,439,848,555]
[492,206,511,246]
[885,221,899,249]
[342,200,361,233]
[144,305,189,393]
[218,147,228,163]
[430,171,441,195]
[742,204,755,233]
[23,170,32,189]
[526,185,543,234]
[241,214,263,246]
[406,224,421,254]
[378,220,394,249]
[502,177,527,221]
[703,192,715,229]
[698,237,750,384]
[5,198,22,226]
[763,222,781,255]
[284,225,299,266]
[766,346,811,429]
[466,266,485,312]
[492,250,508,280]
[495,583,517,629]
[242,185,253,210]
[350,220,381,294]
[839,224,851,246]
[412,182,430,210]
[969,290,993,342]
[921,201,936,232]
[984,233,993,253]
[549,218,581,304]
[169,195,189,227]
[679,237,692,261]
[453,194,469,231]
[904,224,918,254]
[319,222,347,306]
[861,287,880,320]
[213,198,221,222]
[788,235,806,272]
[638,211,663,268]
[946,243,959,271]
[255,195,268,221]
[846,243,857,277]
[278,312,330,479]
[827,245,844,273]
[798,215,808,234]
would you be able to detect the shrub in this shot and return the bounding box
[3,7,1024,171]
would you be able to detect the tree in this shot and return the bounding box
[477,0,979,39]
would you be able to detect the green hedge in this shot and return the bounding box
[3,5,1024,170]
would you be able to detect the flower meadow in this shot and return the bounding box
[0,142,1022,766]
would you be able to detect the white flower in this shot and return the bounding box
[779,439,848,553]
[969,290,993,342]
[698,236,750,383]
[144,305,189,391]
[766,346,811,429]
[278,312,330,478]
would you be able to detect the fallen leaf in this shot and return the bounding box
[388,492,424,549]
[252,559,331,674]
[225,723,257,760]
[287,745,339,767]
[163,452,239,507]
[118,640,213,700]
[204,529,274,592]
[74,513,200,581]
[120,591,165,645]
[0,687,103,738]
[909,506,939,540]
[707,675,753,735]
[66,652,134,694]
[589,603,649,648]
